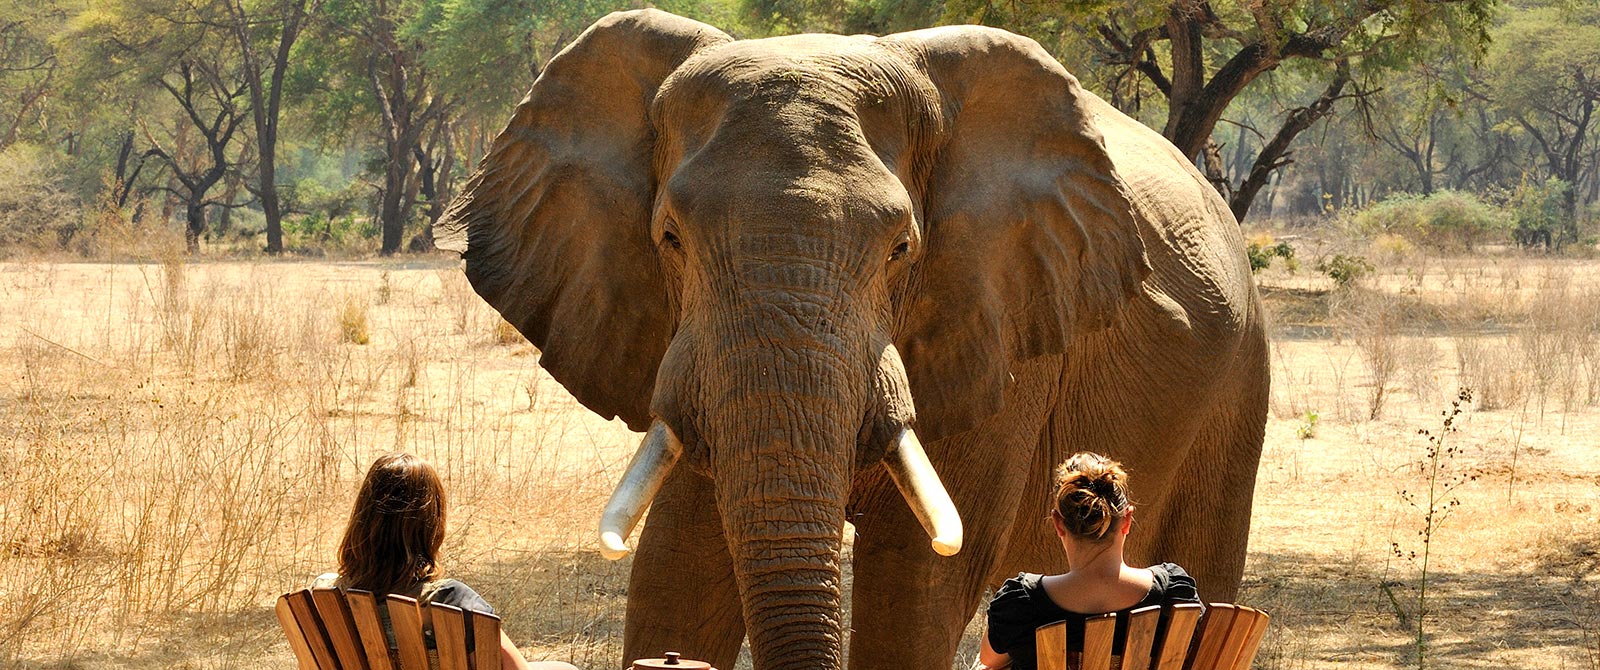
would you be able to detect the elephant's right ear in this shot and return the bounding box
[435,10,731,431]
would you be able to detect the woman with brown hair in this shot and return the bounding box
[314,452,576,670]
[973,452,1202,670]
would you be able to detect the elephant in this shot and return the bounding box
[434,10,1269,670]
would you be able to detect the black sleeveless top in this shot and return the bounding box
[985,563,1201,670]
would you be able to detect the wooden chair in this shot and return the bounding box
[1036,603,1270,670]
[276,587,504,670]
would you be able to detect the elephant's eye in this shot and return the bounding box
[888,240,910,262]
[661,229,682,250]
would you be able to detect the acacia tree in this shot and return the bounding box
[144,60,252,251]
[1489,4,1600,234]
[68,0,254,251]
[938,0,1494,221]
[296,0,630,253]
[297,0,452,254]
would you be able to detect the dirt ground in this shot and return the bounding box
[0,254,1596,670]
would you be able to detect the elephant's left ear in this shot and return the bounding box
[879,27,1151,441]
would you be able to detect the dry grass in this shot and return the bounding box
[494,317,527,346]
[0,259,636,669]
[2,253,1598,670]
[338,293,372,345]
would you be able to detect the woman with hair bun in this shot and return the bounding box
[974,452,1202,670]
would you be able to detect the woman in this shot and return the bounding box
[315,452,576,670]
[975,452,1202,670]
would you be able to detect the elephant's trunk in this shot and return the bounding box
[719,480,848,668]
[706,344,858,670]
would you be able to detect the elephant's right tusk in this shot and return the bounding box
[597,420,683,560]
[885,428,964,556]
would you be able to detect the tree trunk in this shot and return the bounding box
[228,0,310,254]
[261,151,284,252]
[185,201,206,253]
[380,152,409,254]
[1230,61,1350,221]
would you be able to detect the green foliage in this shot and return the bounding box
[1348,191,1509,252]
[0,0,66,151]
[1509,177,1573,248]
[1246,240,1297,274]
[1488,6,1600,120]
[1295,410,1318,440]
[1318,254,1374,287]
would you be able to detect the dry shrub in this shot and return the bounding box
[1269,345,1311,419]
[1484,269,1600,419]
[1580,288,1600,407]
[1333,289,1402,420]
[1455,336,1530,411]
[437,268,478,334]
[222,291,280,382]
[1400,336,1441,403]
[1370,233,1417,266]
[147,254,215,368]
[339,294,371,345]
[494,317,525,346]
[376,271,394,306]
[0,262,640,668]
[398,338,422,388]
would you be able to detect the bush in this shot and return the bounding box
[1371,233,1416,263]
[1508,177,1572,250]
[338,295,371,345]
[283,178,375,250]
[1246,233,1297,274]
[0,143,82,253]
[1348,190,1508,252]
[1318,254,1373,287]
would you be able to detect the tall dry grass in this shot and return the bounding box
[6,250,1600,670]
[0,259,633,669]
[1449,268,1600,421]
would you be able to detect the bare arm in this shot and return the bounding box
[974,630,1012,670]
[500,631,531,670]
[501,630,580,670]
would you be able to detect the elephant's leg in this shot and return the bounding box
[622,467,745,668]
[846,358,1060,670]
[1133,324,1270,602]
[986,428,1071,583]
[1031,311,1268,604]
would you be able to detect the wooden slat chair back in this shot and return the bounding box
[276,587,502,670]
[1035,603,1269,670]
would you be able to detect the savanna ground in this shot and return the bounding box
[1,245,1597,670]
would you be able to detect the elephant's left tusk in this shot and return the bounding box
[597,421,683,560]
[885,428,963,556]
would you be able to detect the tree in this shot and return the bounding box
[939,0,1496,221]
[297,0,452,254]
[1488,4,1600,238]
[0,0,64,152]
[222,0,318,253]
[296,0,655,253]
[67,0,255,251]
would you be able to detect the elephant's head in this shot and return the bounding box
[435,10,1148,668]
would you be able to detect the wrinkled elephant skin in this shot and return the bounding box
[435,10,1269,670]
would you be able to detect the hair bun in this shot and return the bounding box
[1052,452,1132,542]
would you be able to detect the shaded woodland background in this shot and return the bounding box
[1,0,1598,257]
